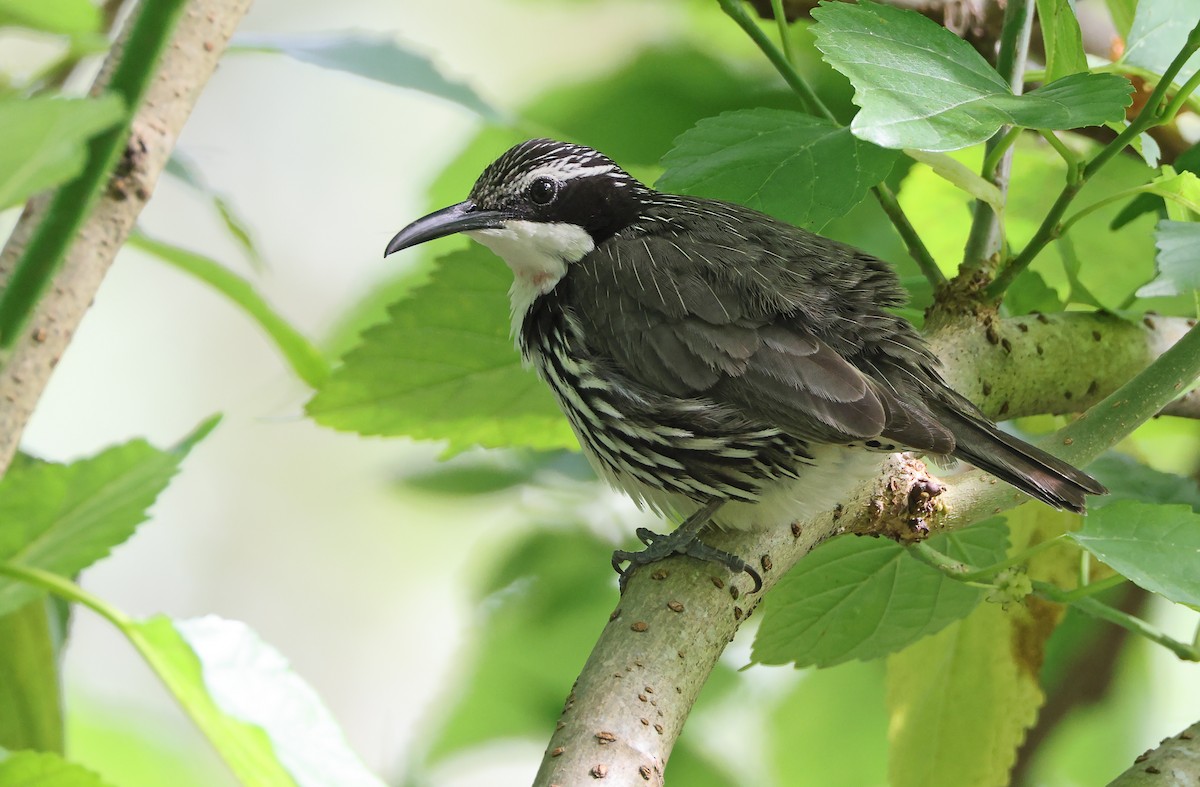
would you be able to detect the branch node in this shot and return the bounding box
[107,125,153,203]
[851,455,948,541]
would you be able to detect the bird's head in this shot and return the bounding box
[385,140,647,311]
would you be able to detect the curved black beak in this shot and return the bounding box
[384,200,510,257]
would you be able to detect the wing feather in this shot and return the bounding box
[574,232,908,445]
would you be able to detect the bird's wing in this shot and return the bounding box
[572,232,933,446]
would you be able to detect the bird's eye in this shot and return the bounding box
[527,176,558,206]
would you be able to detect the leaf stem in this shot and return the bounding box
[1088,61,1200,115]
[906,540,1186,659]
[873,182,946,285]
[716,0,832,120]
[715,0,941,286]
[128,232,330,387]
[905,540,972,574]
[988,20,1200,299]
[1058,183,1160,236]
[1053,573,1127,602]
[995,0,1035,94]
[1038,130,1083,178]
[1159,66,1200,125]
[1033,580,1200,661]
[768,0,795,66]
[981,127,1023,179]
[907,533,1069,582]
[0,562,131,629]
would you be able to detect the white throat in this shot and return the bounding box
[467,220,594,337]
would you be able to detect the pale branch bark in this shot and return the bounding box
[0,0,255,477]
[933,312,1194,421]
[1108,720,1200,786]
[533,313,1198,787]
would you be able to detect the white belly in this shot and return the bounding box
[589,441,886,532]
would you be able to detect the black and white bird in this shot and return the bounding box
[385,138,1105,590]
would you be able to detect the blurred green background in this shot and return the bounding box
[2,0,1199,785]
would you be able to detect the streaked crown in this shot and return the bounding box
[469,139,647,244]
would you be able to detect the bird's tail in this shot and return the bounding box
[935,403,1107,513]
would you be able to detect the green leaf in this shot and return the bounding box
[768,660,888,786]
[1087,453,1200,511]
[233,33,504,122]
[1124,0,1200,85]
[0,417,218,616]
[0,95,125,210]
[1005,270,1064,315]
[1036,0,1089,82]
[0,0,100,35]
[0,0,191,347]
[65,695,229,787]
[308,247,575,453]
[164,153,266,272]
[886,602,1044,787]
[399,460,535,496]
[396,450,590,496]
[169,616,386,787]
[751,519,1009,668]
[128,232,329,387]
[1070,500,1200,607]
[1142,169,1200,220]
[1006,137,1157,310]
[1112,143,1200,230]
[0,601,62,752]
[1136,220,1200,298]
[656,109,899,230]
[0,750,113,787]
[125,617,297,787]
[1056,237,1104,308]
[811,1,1132,151]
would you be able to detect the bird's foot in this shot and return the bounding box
[612,526,763,594]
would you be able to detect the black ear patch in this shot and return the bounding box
[469,139,648,246]
[544,175,641,245]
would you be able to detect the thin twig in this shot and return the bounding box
[716,0,943,284]
[1034,581,1199,660]
[874,182,946,285]
[0,0,255,475]
[959,0,1034,274]
[717,0,832,119]
[769,0,796,65]
[988,21,1200,298]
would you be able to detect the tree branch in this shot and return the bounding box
[0,0,255,476]
[533,313,1198,786]
[1108,720,1200,786]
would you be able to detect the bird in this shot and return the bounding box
[384,138,1106,591]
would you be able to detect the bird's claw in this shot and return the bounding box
[612,529,762,594]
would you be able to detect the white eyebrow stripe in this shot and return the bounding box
[523,161,616,183]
